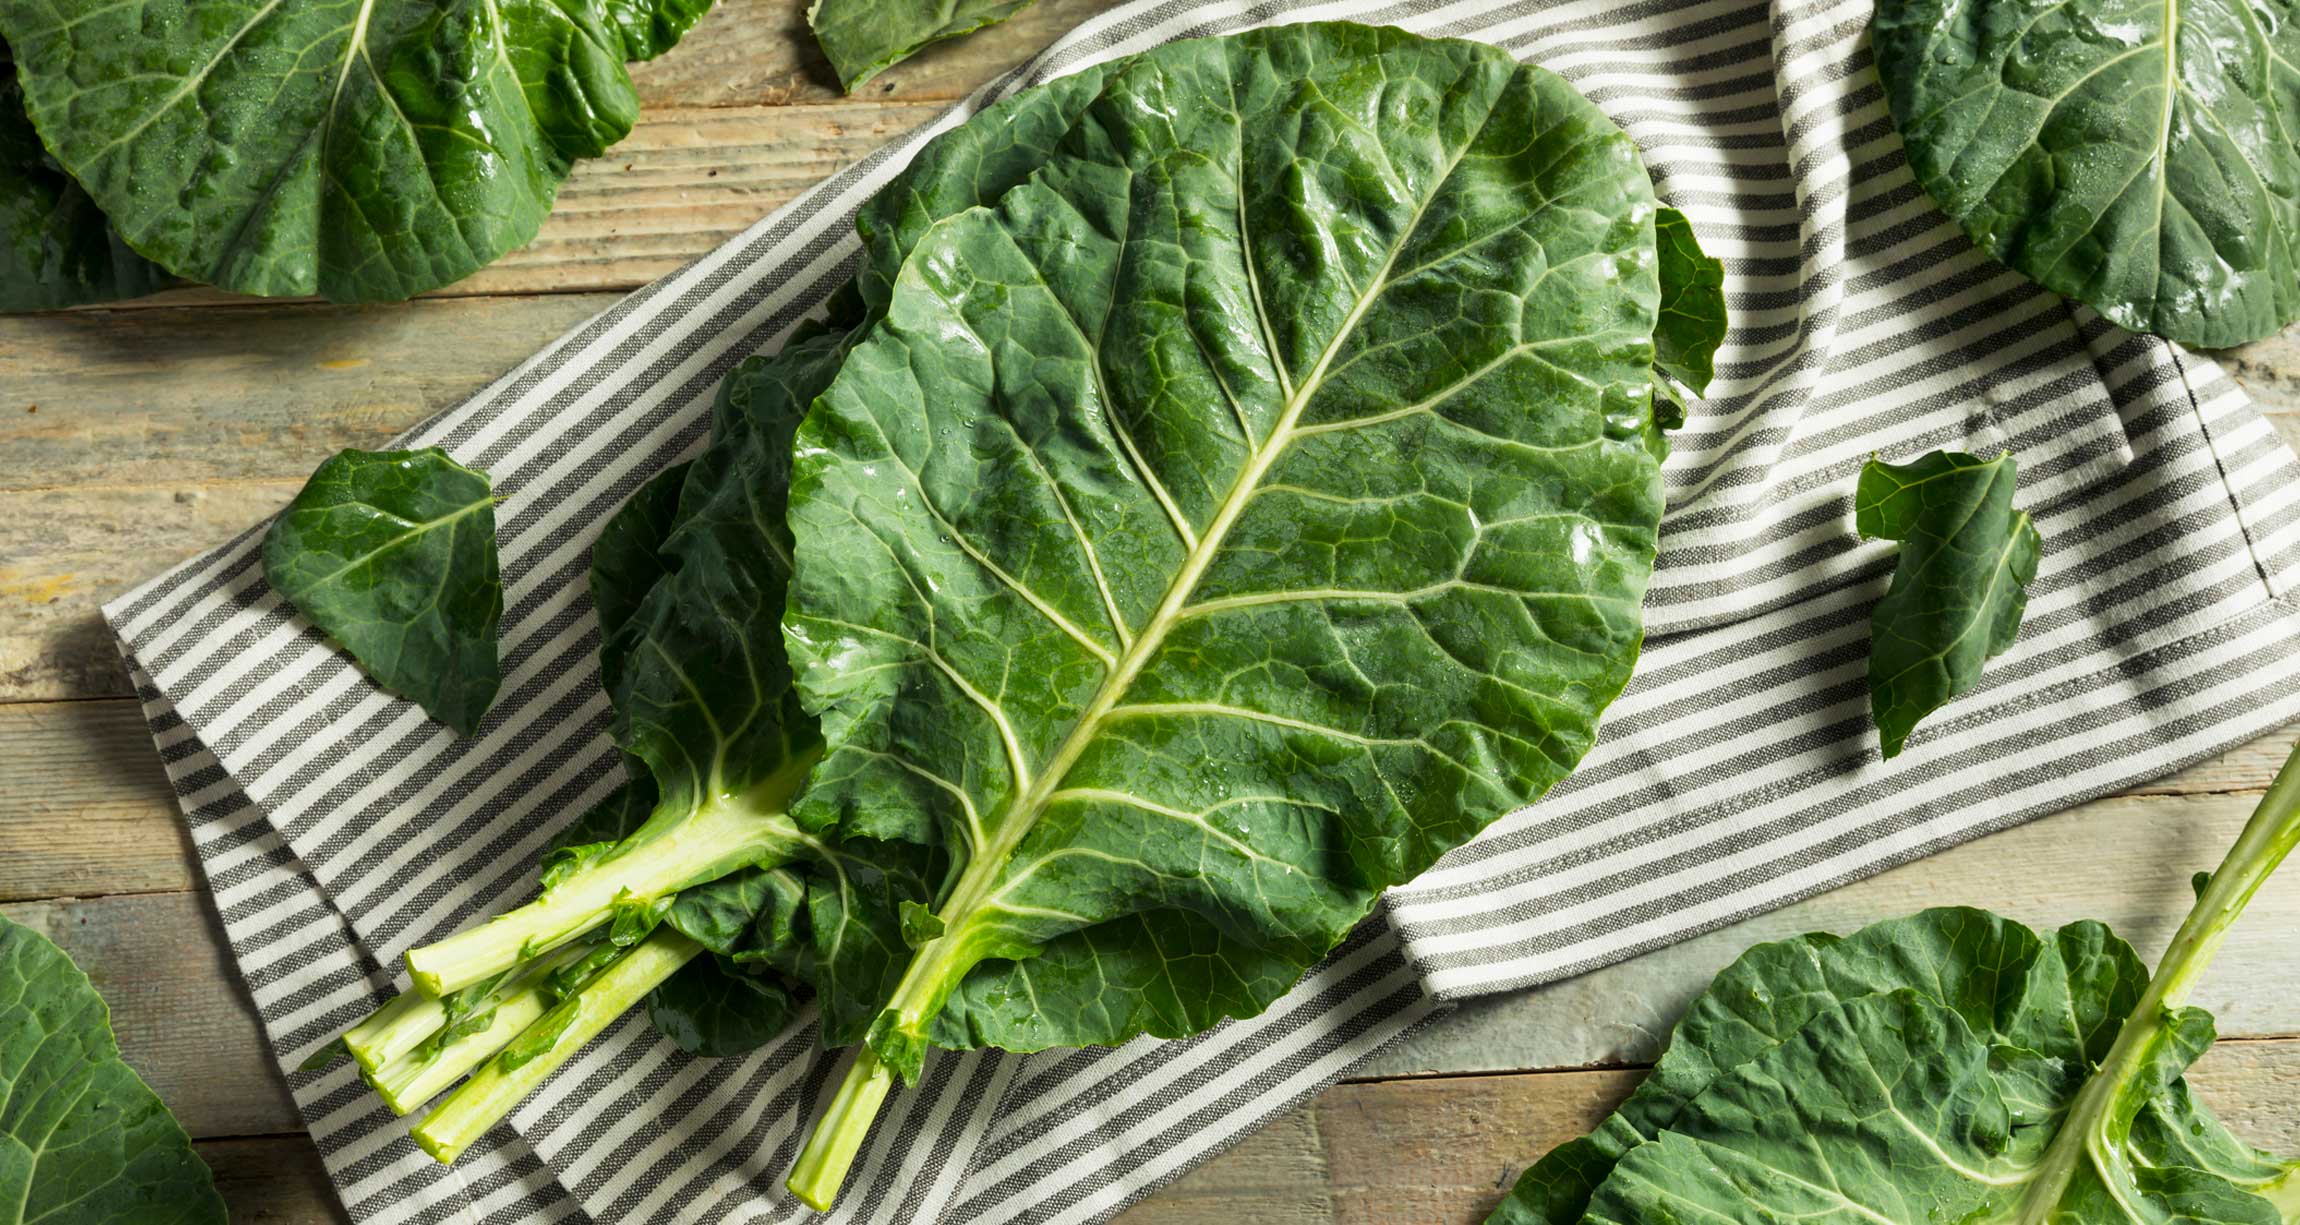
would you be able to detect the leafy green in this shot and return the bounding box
[589,461,693,697]
[406,41,1141,1007]
[1651,207,1724,397]
[0,43,163,312]
[782,22,1670,1206]
[1858,451,2040,758]
[263,447,504,735]
[1489,739,2300,1225]
[808,0,1035,92]
[0,913,226,1225]
[0,0,712,302]
[645,956,799,1057]
[1872,0,2300,348]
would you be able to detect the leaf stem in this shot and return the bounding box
[368,989,552,1116]
[405,782,809,997]
[341,986,444,1075]
[2012,737,2300,1220]
[787,1045,898,1210]
[411,929,701,1164]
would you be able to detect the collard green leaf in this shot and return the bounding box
[0,0,712,302]
[1873,0,2300,347]
[1857,451,2040,759]
[263,447,503,735]
[0,913,226,1225]
[1486,908,2299,1225]
[591,460,693,697]
[405,57,1136,1004]
[1652,206,1725,398]
[645,957,799,1057]
[785,21,1666,1090]
[0,47,163,312]
[808,0,1035,93]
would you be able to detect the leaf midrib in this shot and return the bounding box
[294,493,492,591]
[871,78,1512,1036]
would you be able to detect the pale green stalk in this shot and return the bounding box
[405,760,813,998]
[412,929,702,1164]
[2010,739,2300,1220]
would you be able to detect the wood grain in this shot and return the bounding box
[0,699,189,901]
[202,1136,350,1225]
[0,296,614,490]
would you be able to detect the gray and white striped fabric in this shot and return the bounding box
[105,0,2300,1219]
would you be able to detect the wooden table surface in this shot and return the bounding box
[8,8,2300,1222]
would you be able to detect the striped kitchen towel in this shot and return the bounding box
[105,0,2300,1220]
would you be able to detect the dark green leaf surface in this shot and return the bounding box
[1873,0,2300,347]
[786,23,1667,1076]
[0,0,712,302]
[1652,206,1725,396]
[263,447,503,735]
[0,48,163,312]
[0,913,226,1225]
[1488,909,2299,1225]
[1858,451,2040,758]
[808,0,1036,92]
[590,460,693,698]
[645,957,798,1058]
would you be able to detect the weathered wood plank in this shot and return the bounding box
[0,699,189,901]
[0,481,301,702]
[0,892,301,1139]
[201,1136,349,1225]
[0,295,615,489]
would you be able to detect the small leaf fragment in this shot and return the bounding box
[807,0,1036,92]
[1857,450,2039,758]
[1652,206,1726,397]
[264,448,504,734]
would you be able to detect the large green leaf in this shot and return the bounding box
[1872,0,2300,347]
[785,21,1666,1088]
[1488,909,2299,1225]
[808,0,1035,92]
[0,0,711,302]
[1857,451,2040,759]
[0,913,226,1225]
[404,55,1140,1007]
[0,45,163,312]
[263,447,503,735]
